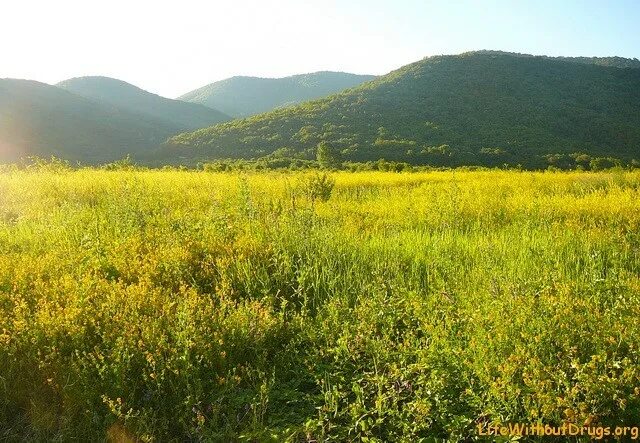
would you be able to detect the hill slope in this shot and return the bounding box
[168,52,640,168]
[178,71,376,117]
[474,50,640,69]
[0,79,186,163]
[57,76,230,129]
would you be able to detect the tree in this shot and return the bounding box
[589,157,619,171]
[316,142,342,169]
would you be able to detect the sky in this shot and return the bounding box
[2,0,639,98]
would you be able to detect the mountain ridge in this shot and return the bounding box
[0,78,191,163]
[167,51,640,169]
[57,76,231,129]
[469,50,640,69]
[178,71,376,117]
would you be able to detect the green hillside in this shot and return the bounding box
[549,56,640,69]
[57,76,230,130]
[0,79,185,163]
[178,71,376,117]
[475,50,640,69]
[168,52,640,169]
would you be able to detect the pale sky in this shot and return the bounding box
[2,0,639,98]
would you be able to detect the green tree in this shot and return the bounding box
[316,141,342,169]
[589,157,619,171]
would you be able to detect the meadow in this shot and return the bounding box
[0,167,639,441]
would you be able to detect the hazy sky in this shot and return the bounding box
[3,0,639,98]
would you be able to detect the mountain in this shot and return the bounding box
[0,79,188,163]
[178,71,376,117]
[167,52,640,168]
[473,50,640,69]
[548,56,640,69]
[57,76,230,130]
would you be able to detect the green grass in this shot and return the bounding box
[1,168,639,441]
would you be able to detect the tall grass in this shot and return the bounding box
[0,169,639,441]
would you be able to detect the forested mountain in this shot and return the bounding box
[0,79,186,162]
[474,50,640,69]
[178,71,376,117]
[167,52,640,168]
[57,76,230,130]
[553,56,640,69]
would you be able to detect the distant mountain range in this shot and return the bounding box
[0,79,182,162]
[57,76,230,130]
[0,72,374,163]
[0,77,230,163]
[178,72,377,117]
[2,52,640,167]
[168,51,640,168]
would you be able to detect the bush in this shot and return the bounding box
[302,172,335,202]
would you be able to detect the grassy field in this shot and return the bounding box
[1,168,639,441]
